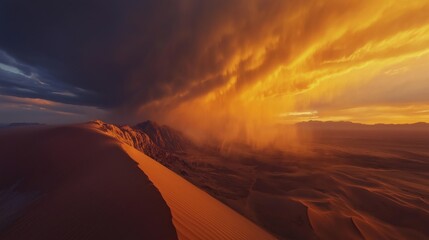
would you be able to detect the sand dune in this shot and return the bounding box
[4,120,425,239]
[121,143,276,240]
[0,124,276,240]
[89,120,429,239]
[0,125,177,240]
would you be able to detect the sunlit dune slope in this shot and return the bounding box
[0,125,177,240]
[121,143,276,240]
[89,120,277,239]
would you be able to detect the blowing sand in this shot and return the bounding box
[122,143,276,240]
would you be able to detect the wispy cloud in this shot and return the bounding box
[0,50,95,106]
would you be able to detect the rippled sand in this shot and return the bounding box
[180,127,429,239]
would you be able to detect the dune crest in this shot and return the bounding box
[121,144,276,240]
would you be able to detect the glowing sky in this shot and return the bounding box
[0,0,428,132]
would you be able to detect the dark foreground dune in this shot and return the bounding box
[0,125,177,240]
[0,123,276,240]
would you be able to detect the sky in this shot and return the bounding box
[1,0,429,137]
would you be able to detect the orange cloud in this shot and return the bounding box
[131,0,429,145]
[0,95,58,106]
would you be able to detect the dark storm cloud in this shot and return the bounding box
[0,0,234,111]
[0,0,138,108]
[0,0,311,113]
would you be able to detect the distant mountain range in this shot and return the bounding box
[296,120,429,130]
[3,119,427,131]
[0,122,45,129]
